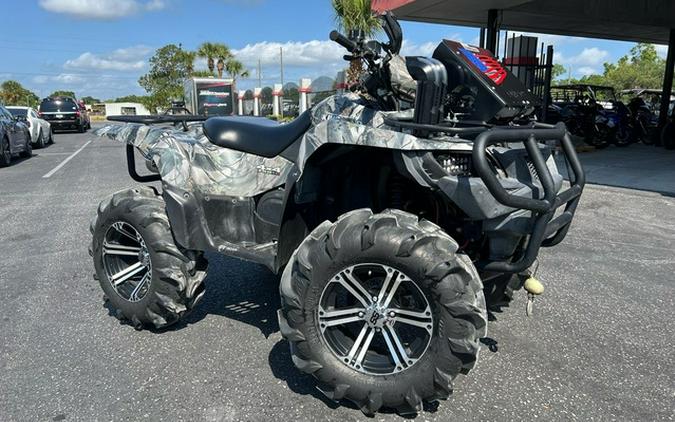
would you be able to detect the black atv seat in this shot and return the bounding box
[203,111,312,158]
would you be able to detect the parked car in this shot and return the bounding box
[6,106,53,148]
[78,100,91,130]
[0,105,32,166]
[38,96,89,133]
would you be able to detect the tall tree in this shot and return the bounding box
[0,81,39,107]
[564,44,673,91]
[225,59,250,83]
[197,42,230,77]
[332,0,381,84]
[216,47,232,78]
[49,90,76,98]
[80,96,101,104]
[138,44,193,112]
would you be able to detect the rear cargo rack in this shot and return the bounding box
[472,122,585,273]
[107,114,209,183]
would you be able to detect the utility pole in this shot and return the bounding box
[280,47,284,118]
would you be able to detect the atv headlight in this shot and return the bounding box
[433,152,473,177]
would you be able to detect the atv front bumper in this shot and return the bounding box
[471,122,585,272]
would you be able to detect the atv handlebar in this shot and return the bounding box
[330,30,358,53]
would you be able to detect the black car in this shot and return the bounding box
[38,96,88,133]
[0,105,32,166]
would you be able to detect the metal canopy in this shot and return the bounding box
[387,0,675,45]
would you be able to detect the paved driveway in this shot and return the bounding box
[0,129,673,421]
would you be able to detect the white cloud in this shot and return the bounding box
[400,40,438,57]
[233,40,345,71]
[54,73,86,84]
[39,0,165,20]
[555,47,610,67]
[32,75,50,84]
[64,45,152,71]
[577,66,598,76]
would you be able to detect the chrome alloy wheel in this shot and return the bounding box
[318,263,433,375]
[102,222,152,302]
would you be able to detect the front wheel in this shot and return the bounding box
[278,209,487,416]
[90,187,207,329]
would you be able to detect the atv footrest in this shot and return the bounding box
[473,122,585,273]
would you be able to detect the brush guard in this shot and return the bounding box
[473,122,585,273]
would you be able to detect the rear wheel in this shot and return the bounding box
[278,209,487,416]
[19,134,32,158]
[0,136,11,167]
[90,187,207,329]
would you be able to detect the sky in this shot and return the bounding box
[0,0,670,100]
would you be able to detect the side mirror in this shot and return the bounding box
[381,11,403,55]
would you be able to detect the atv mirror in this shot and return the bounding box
[381,12,402,55]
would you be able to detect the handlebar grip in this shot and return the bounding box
[330,30,357,52]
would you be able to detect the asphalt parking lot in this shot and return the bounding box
[0,125,673,422]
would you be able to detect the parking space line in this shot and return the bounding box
[42,141,91,178]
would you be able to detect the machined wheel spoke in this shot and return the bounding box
[384,325,413,366]
[353,327,376,367]
[381,326,404,370]
[129,273,150,302]
[346,323,373,364]
[112,222,139,242]
[381,275,404,308]
[319,308,366,328]
[391,307,432,320]
[376,270,396,307]
[394,314,433,332]
[103,241,141,256]
[334,272,372,307]
[110,261,146,286]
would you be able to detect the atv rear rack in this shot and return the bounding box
[473,122,585,273]
[108,114,209,183]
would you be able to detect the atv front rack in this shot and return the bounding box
[473,122,585,273]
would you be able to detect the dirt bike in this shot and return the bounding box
[90,12,585,416]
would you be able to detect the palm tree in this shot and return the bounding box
[225,59,250,83]
[181,50,196,75]
[196,42,230,76]
[332,0,381,85]
[216,47,232,78]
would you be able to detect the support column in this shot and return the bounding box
[658,28,675,135]
[253,87,262,117]
[541,45,554,123]
[485,9,499,54]
[272,83,282,116]
[299,78,312,113]
[237,92,244,115]
[336,71,347,94]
